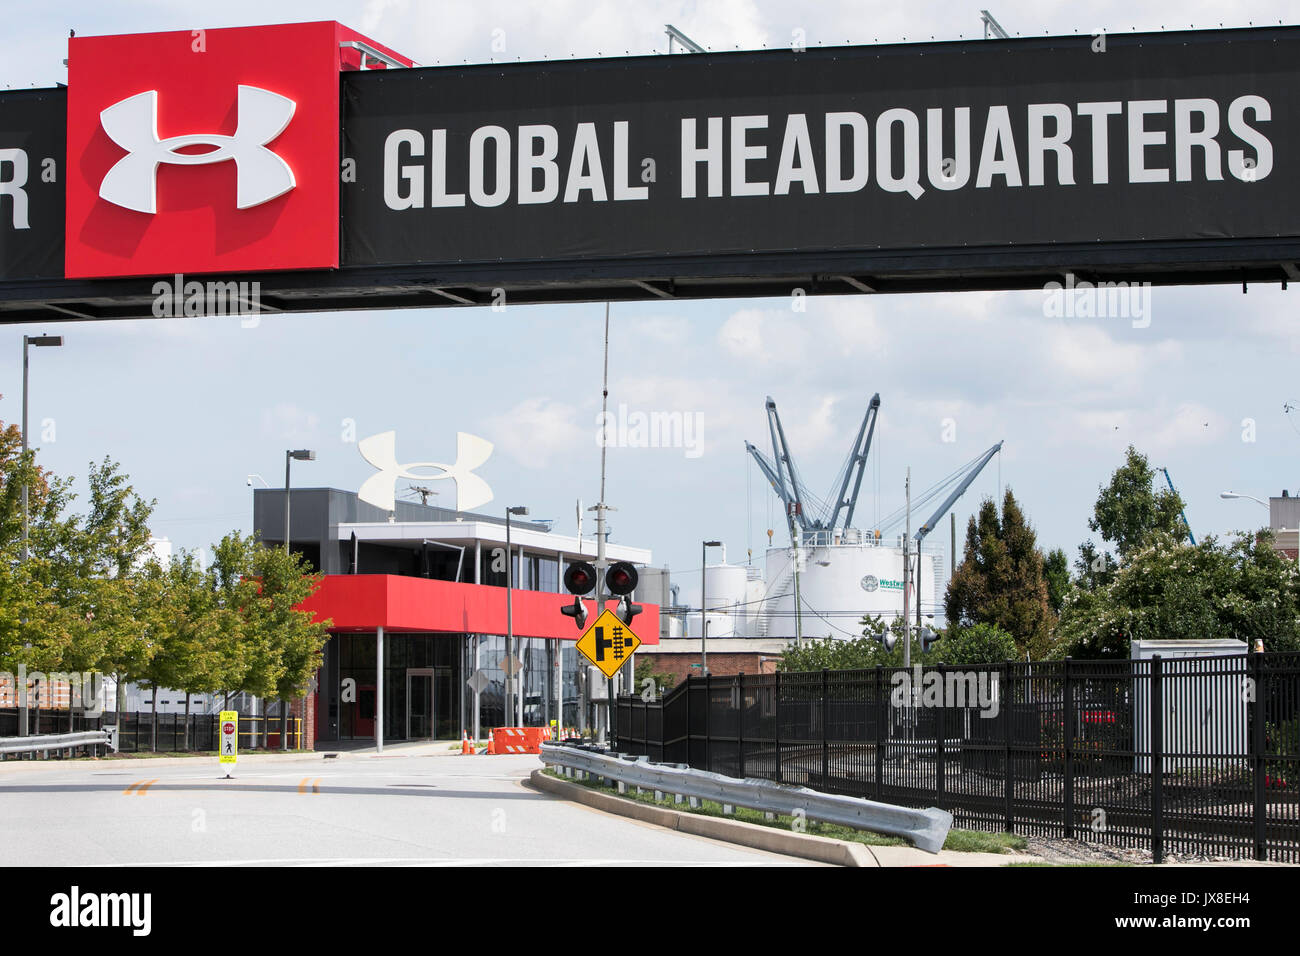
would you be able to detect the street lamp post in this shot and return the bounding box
[283,449,316,554]
[20,334,63,563]
[19,334,62,739]
[280,449,314,750]
[701,541,722,676]
[505,506,529,726]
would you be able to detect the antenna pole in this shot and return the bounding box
[588,303,617,742]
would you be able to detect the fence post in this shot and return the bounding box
[935,662,946,810]
[737,673,745,780]
[1003,660,1014,833]
[684,675,692,767]
[704,674,712,773]
[821,668,830,787]
[1064,657,1075,839]
[875,666,884,802]
[1251,651,1266,861]
[1151,654,1164,865]
[774,670,783,783]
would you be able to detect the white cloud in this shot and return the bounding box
[484,397,586,468]
[259,403,321,442]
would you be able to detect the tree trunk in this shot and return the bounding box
[281,698,289,751]
[150,687,158,753]
[183,693,191,752]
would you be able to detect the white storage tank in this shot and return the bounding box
[761,541,935,642]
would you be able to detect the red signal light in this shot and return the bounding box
[564,561,597,595]
[605,562,639,596]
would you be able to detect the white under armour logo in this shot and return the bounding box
[98,85,296,214]
[358,431,494,513]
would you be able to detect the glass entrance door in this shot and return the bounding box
[406,669,434,740]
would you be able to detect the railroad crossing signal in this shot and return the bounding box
[575,608,643,679]
[219,710,238,775]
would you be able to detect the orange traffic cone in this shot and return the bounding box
[461,731,474,755]
[486,729,496,755]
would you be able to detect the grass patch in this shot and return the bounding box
[541,768,1025,853]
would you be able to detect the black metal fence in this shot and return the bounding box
[614,653,1300,863]
[0,710,303,755]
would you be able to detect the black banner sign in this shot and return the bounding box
[341,27,1300,274]
[0,88,65,281]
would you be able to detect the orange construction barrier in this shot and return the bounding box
[488,727,550,754]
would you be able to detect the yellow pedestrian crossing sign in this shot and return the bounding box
[219,711,238,766]
[575,608,642,679]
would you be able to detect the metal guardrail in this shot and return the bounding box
[0,730,112,756]
[540,742,953,853]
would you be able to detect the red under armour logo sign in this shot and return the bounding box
[99,85,297,213]
[65,22,355,279]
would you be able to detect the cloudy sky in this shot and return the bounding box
[2,1,1298,609]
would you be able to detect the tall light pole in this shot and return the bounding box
[19,334,61,740]
[283,449,315,554]
[701,541,722,675]
[505,505,529,726]
[21,334,63,563]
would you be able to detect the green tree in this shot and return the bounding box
[930,622,1019,665]
[1043,548,1070,615]
[1086,445,1187,566]
[944,489,1054,659]
[1055,530,1300,658]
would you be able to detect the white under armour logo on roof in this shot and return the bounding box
[98,85,296,214]
[358,431,495,513]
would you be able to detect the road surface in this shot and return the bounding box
[0,751,815,866]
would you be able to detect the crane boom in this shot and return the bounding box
[765,397,811,541]
[745,442,788,507]
[915,441,1004,544]
[1158,467,1196,545]
[830,393,881,533]
[912,439,1003,626]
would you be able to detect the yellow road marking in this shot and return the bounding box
[123,778,159,795]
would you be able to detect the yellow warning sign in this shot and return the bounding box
[219,710,238,765]
[575,608,642,679]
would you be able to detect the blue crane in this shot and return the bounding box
[1158,467,1196,545]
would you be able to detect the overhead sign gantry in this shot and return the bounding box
[1,22,1299,322]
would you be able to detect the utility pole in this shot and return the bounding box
[589,302,615,743]
[903,468,913,744]
[793,531,803,648]
[951,512,957,582]
[903,468,912,670]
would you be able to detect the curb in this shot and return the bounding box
[526,768,877,867]
[0,751,332,772]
